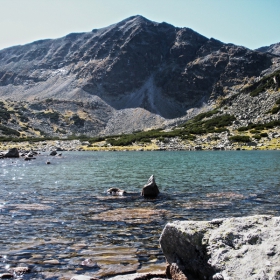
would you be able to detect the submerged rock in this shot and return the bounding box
[0,273,13,279]
[160,215,280,280]
[107,188,127,196]
[49,150,57,156]
[141,175,160,197]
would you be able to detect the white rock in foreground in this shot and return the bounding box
[159,215,280,280]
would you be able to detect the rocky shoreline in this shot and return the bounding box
[0,132,280,155]
[1,215,279,280]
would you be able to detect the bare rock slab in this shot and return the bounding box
[159,215,280,280]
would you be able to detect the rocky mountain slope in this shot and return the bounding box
[257,42,280,56]
[0,15,279,139]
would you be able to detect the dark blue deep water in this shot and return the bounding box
[0,151,279,278]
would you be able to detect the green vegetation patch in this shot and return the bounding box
[0,125,20,136]
[102,110,234,146]
[237,120,280,132]
[36,111,60,123]
[229,135,251,143]
[242,69,280,97]
[0,109,11,122]
[271,106,280,114]
[182,112,235,134]
[71,115,85,127]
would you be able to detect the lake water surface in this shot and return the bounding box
[0,151,280,279]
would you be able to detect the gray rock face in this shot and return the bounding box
[141,175,160,197]
[257,42,280,56]
[159,215,280,280]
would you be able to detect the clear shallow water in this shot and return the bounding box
[0,151,280,279]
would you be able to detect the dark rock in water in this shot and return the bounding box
[46,161,51,164]
[141,175,160,197]
[24,157,36,161]
[4,148,19,158]
[107,188,127,196]
[0,273,13,279]
[49,150,57,156]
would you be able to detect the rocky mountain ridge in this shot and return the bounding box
[257,42,280,56]
[0,15,279,139]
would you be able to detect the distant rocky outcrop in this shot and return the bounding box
[160,215,280,280]
[0,15,278,138]
[257,42,280,56]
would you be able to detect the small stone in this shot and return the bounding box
[70,275,99,280]
[81,258,99,268]
[43,259,60,265]
[10,266,31,274]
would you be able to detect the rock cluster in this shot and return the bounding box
[160,215,280,280]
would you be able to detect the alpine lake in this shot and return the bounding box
[1,150,280,279]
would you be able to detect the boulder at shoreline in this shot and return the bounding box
[160,215,280,280]
[4,148,19,158]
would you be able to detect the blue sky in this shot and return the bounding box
[0,0,279,50]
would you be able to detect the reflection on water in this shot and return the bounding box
[0,151,280,278]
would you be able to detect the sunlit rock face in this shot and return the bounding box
[0,15,276,135]
[160,215,280,280]
[257,42,280,56]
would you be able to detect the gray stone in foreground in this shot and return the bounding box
[160,215,280,280]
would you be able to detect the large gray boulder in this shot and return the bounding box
[159,215,280,280]
[141,175,160,197]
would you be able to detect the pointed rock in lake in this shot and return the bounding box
[141,175,160,197]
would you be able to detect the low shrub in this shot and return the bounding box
[253,135,261,140]
[271,106,280,114]
[260,132,268,137]
[229,135,251,142]
[0,109,11,122]
[0,125,20,136]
